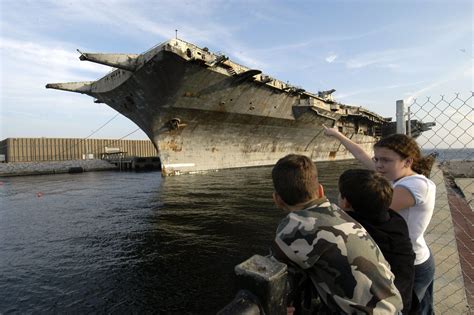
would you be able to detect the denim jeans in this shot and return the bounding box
[414,251,435,315]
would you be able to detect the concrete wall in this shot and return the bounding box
[0,138,158,162]
[0,159,117,176]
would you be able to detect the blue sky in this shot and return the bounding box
[1,0,472,141]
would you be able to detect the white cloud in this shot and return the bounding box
[0,37,109,77]
[404,62,472,105]
[0,37,114,116]
[0,36,120,139]
[45,0,237,47]
[345,48,410,69]
[336,80,428,100]
[325,54,338,63]
[232,51,268,70]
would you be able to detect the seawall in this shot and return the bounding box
[441,160,474,177]
[439,160,473,207]
[0,159,117,177]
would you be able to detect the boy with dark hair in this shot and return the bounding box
[271,154,402,314]
[339,169,416,314]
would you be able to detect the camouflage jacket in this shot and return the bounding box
[273,198,403,314]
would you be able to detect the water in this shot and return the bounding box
[0,160,363,314]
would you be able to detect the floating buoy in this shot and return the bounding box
[36,192,43,198]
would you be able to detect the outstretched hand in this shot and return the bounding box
[322,124,340,137]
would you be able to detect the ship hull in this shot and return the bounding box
[154,108,375,175]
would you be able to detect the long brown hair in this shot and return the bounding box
[374,134,435,177]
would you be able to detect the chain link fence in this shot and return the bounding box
[408,92,473,314]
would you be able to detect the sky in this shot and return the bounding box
[0,0,472,142]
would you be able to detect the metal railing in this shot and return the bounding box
[407,92,473,314]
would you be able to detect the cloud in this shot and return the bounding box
[342,17,472,72]
[0,37,109,77]
[231,51,268,70]
[344,48,410,69]
[0,37,113,115]
[404,62,472,105]
[336,80,428,100]
[44,0,238,47]
[325,54,338,63]
[0,36,120,139]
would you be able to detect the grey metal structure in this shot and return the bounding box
[218,255,288,315]
[46,39,425,176]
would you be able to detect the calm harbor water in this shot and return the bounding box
[0,160,362,314]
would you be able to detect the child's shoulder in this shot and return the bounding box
[387,209,410,233]
[394,174,434,187]
[388,208,404,220]
[288,203,361,231]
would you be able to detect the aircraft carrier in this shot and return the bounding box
[46,38,430,175]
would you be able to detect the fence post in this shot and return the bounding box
[396,100,406,134]
[407,105,411,137]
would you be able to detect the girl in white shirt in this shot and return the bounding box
[324,126,436,315]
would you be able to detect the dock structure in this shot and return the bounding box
[0,137,158,163]
[102,153,161,171]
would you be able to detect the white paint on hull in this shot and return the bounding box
[164,163,196,168]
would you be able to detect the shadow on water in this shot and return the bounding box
[0,160,362,314]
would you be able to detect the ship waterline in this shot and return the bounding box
[46,38,395,175]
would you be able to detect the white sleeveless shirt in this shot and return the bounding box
[393,174,436,265]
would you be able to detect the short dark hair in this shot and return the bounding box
[272,154,319,206]
[338,169,393,222]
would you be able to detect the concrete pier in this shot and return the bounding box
[0,159,117,177]
[434,160,473,313]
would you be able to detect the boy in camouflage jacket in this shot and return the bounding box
[271,154,402,314]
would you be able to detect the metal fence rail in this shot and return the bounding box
[408,92,473,314]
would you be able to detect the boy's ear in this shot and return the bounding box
[273,192,287,210]
[339,196,352,210]
[318,184,324,198]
